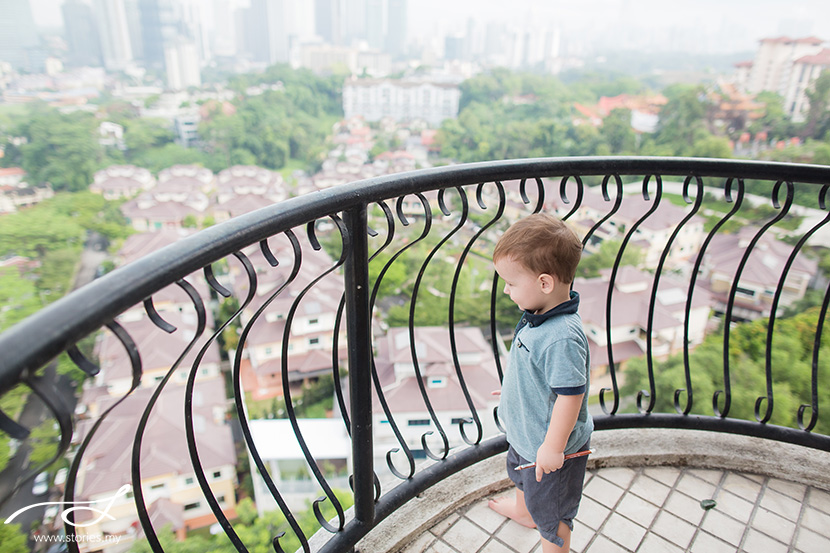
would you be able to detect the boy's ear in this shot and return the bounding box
[538,273,556,293]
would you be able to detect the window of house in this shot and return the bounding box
[184,477,194,486]
[213,470,222,479]
[408,419,430,426]
[184,502,200,511]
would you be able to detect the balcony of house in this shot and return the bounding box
[1,157,830,553]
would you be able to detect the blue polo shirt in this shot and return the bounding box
[499,291,593,461]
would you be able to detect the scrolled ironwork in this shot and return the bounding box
[1,157,830,553]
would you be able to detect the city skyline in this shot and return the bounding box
[26,0,830,55]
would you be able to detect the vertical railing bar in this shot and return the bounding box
[719,180,789,418]
[802,277,830,431]
[343,203,375,525]
[759,183,827,423]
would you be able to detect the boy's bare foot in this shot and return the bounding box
[488,496,536,528]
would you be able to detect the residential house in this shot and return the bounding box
[234,240,347,400]
[157,165,215,195]
[0,167,27,187]
[72,378,237,550]
[342,77,461,127]
[567,186,705,270]
[575,266,712,375]
[248,418,351,514]
[90,165,156,200]
[0,181,53,213]
[370,326,502,467]
[697,227,818,321]
[90,309,221,400]
[120,165,213,231]
[212,165,288,222]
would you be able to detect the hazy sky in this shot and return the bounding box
[27,0,830,54]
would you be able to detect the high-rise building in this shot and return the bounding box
[93,0,134,70]
[246,0,312,65]
[138,0,178,68]
[125,0,145,66]
[386,0,407,59]
[315,0,342,45]
[746,36,824,96]
[343,0,367,46]
[62,0,103,67]
[165,39,201,90]
[211,0,238,58]
[0,0,40,71]
[366,0,384,51]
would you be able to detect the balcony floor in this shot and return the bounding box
[400,465,830,553]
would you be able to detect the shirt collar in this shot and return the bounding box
[516,291,580,332]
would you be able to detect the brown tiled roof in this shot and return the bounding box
[74,378,234,499]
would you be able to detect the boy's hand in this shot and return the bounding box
[534,444,564,482]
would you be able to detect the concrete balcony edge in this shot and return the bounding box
[310,428,830,553]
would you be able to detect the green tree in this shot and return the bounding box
[691,134,733,159]
[16,105,102,191]
[601,108,637,154]
[0,206,85,258]
[577,239,643,279]
[803,70,830,140]
[124,117,176,155]
[655,84,709,155]
[0,520,28,553]
[0,271,43,331]
[621,308,830,435]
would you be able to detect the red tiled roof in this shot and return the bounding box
[0,167,26,177]
[795,48,830,66]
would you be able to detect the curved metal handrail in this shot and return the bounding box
[2,157,830,553]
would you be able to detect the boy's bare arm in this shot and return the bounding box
[535,393,583,482]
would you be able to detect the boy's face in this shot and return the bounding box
[494,255,555,315]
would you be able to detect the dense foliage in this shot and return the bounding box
[621,308,830,435]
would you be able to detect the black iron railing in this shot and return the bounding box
[1,157,830,553]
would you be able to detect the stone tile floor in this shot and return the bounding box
[401,466,830,553]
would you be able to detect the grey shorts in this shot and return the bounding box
[506,440,590,547]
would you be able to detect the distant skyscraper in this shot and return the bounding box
[366,0,384,50]
[62,0,103,67]
[165,39,201,90]
[386,0,407,59]
[138,0,177,68]
[93,0,134,70]
[211,0,238,57]
[315,0,342,45]
[0,0,40,71]
[245,0,312,65]
[125,0,145,66]
[343,0,367,46]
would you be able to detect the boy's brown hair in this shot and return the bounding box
[493,213,583,284]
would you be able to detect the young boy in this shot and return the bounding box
[489,213,593,553]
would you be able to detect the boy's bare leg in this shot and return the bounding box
[541,521,571,553]
[488,487,536,528]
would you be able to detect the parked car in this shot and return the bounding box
[32,472,49,495]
